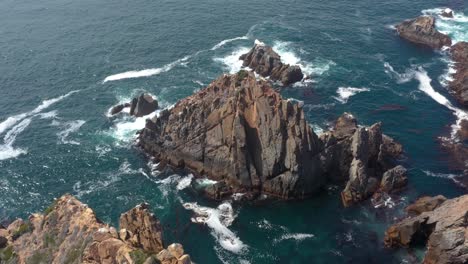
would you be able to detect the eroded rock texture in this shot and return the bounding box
[450,42,468,107]
[138,72,405,205]
[239,42,304,86]
[384,195,468,264]
[0,194,193,264]
[396,16,452,49]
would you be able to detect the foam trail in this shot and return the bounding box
[177,174,194,190]
[103,56,191,83]
[0,118,32,160]
[334,87,370,104]
[211,36,248,50]
[54,120,86,145]
[414,68,468,139]
[274,233,315,243]
[0,90,78,135]
[183,201,245,253]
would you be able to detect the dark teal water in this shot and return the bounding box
[0,0,467,263]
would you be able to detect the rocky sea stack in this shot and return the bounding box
[396,16,452,49]
[111,93,159,117]
[239,41,304,86]
[0,195,193,264]
[138,71,405,205]
[384,195,468,264]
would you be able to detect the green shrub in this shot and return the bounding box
[236,70,249,84]
[43,200,58,216]
[129,249,149,264]
[12,222,33,240]
[0,246,15,261]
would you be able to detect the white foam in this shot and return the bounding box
[38,110,58,119]
[0,118,32,161]
[54,120,85,145]
[0,90,78,135]
[211,36,249,50]
[214,47,251,74]
[103,56,191,83]
[183,201,245,253]
[108,110,158,144]
[334,87,370,104]
[254,39,265,46]
[177,174,194,190]
[422,8,468,44]
[274,233,315,243]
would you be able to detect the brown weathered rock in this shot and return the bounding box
[449,42,468,107]
[131,93,159,117]
[139,72,324,199]
[405,195,447,216]
[396,16,452,49]
[239,42,304,86]
[384,194,468,264]
[380,165,408,193]
[2,195,193,264]
[119,203,164,253]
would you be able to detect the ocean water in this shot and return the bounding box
[0,0,467,263]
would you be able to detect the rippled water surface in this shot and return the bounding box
[0,0,467,263]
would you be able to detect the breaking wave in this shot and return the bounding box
[53,120,86,145]
[183,201,246,254]
[422,8,468,44]
[334,87,370,104]
[211,36,249,50]
[213,47,251,74]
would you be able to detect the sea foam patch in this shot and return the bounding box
[422,8,468,44]
[334,87,370,104]
[214,47,251,74]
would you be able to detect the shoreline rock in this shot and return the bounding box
[138,72,406,205]
[239,41,304,86]
[396,16,452,49]
[449,42,468,107]
[0,194,193,264]
[110,93,158,117]
[384,194,468,264]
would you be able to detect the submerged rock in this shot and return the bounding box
[138,72,405,205]
[384,194,468,264]
[449,42,468,107]
[396,16,452,49]
[0,194,193,264]
[239,41,304,86]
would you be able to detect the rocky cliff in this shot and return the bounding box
[239,41,304,86]
[384,195,468,264]
[0,195,193,264]
[450,42,468,107]
[396,16,452,49]
[138,72,405,205]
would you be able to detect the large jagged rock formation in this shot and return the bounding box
[239,41,304,86]
[450,42,468,107]
[0,194,193,264]
[139,72,324,199]
[384,195,468,264]
[110,93,159,117]
[396,16,452,49]
[138,72,405,205]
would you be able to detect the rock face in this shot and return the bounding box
[138,72,405,205]
[239,42,304,86]
[110,93,158,117]
[449,42,468,107]
[396,16,452,49]
[139,72,324,199]
[0,194,193,264]
[384,194,468,264]
[405,195,447,216]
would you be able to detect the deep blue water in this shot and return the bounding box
[0,0,467,263]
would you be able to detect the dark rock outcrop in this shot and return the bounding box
[239,42,304,86]
[384,194,468,264]
[449,42,468,107]
[110,94,158,117]
[0,194,193,264]
[138,72,405,205]
[405,195,447,216]
[380,165,408,193]
[396,16,452,49]
[441,8,454,18]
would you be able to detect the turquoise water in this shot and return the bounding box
[0,0,467,263]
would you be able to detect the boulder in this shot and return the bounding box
[110,104,126,115]
[449,42,468,107]
[405,195,447,216]
[384,194,468,264]
[239,41,304,86]
[132,93,159,117]
[119,202,164,253]
[380,165,408,193]
[396,16,452,49]
[441,8,454,18]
